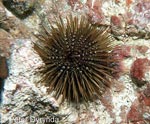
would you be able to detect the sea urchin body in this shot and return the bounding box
[34,15,116,103]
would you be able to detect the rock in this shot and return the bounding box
[86,0,104,24]
[0,2,8,31]
[111,16,122,27]
[112,45,132,77]
[136,45,149,54]
[111,15,125,36]
[113,45,131,60]
[0,12,30,39]
[126,25,139,37]
[131,0,150,31]
[0,56,8,103]
[127,103,143,123]
[0,78,4,103]
[1,87,65,123]
[0,56,8,79]
[143,113,150,122]
[144,85,150,97]
[2,0,36,19]
[0,29,13,58]
[126,0,133,7]
[127,86,150,123]
[130,58,150,87]
[135,3,143,13]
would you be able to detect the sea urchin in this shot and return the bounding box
[34,15,116,103]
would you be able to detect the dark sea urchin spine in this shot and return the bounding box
[34,15,116,103]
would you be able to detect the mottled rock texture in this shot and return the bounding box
[130,58,150,87]
[0,0,150,124]
[2,0,36,19]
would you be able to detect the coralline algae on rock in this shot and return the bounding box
[1,0,150,124]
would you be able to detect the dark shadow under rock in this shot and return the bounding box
[0,56,8,103]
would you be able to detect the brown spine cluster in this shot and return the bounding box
[34,15,117,103]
